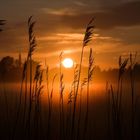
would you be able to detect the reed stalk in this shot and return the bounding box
[106,82,111,139]
[25,16,37,139]
[110,56,128,140]
[12,60,27,140]
[77,79,87,140]
[83,48,94,139]
[66,65,79,140]
[71,18,94,139]
[130,52,137,140]
[59,52,65,140]
[47,73,57,140]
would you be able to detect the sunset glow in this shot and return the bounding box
[62,58,74,68]
[0,1,140,140]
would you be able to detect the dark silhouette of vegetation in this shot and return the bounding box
[111,56,128,140]
[59,52,65,140]
[71,18,94,140]
[0,16,140,140]
[0,56,140,84]
[129,53,137,140]
[83,48,94,139]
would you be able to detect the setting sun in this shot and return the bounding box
[62,58,74,68]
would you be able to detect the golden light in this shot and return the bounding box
[62,58,74,68]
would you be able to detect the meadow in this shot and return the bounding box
[0,16,140,140]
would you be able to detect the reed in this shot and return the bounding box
[118,56,128,115]
[77,78,87,140]
[83,48,94,140]
[25,16,37,139]
[110,56,128,140]
[33,64,44,140]
[129,52,137,140]
[12,60,27,140]
[47,72,57,140]
[106,81,111,139]
[1,74,10,139]
[59,52,65,140]
[66,65,79,140]
[23,60,28,127]
[71,18,94,139]
[66,86,73,140]
[1,15,139,140]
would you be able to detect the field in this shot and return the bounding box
[0,16,140,140]
[0,81,140,140]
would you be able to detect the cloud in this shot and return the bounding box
[41,8,78,16]
[0,0,140,67]
[73,1,88,7]
[44,1,140,30]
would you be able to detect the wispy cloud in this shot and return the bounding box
[0,0,140,68]
[41,7,78,16]
[73,1,87,7]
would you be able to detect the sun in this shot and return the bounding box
[62,58,74,68]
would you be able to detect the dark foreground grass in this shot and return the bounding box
[0,16,139,140]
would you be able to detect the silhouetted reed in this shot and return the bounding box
[66,86,73,139]
[12,60,27,140]
[33,64,44,139]
[23,60,28,127]
[47,71,57,140]
[129,52,137,140]
[25,16,37,139]
[71,18,94,139]
[66,65,79,140]
[0,20,10,138]
[59,52,65,140]
[77,78,87,140]
[1,73,10,139]
[106,81,111,140]
[110,56,128,140]
[1,14,139,140]
[83,48,94,139]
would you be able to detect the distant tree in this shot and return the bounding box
[0,56,14,75]
[0,55,40,82]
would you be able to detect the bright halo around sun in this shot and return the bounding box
[62,58,74,68]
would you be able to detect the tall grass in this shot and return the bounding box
[47,70,57,140]
[11,16,37,140]
[1,15,139,140]
[0,20,12,139]
[1,73,10,139]
[12,60,27,140]
[71,18,94,139]
[25,16,37,139]
[106,81,111,139]
[65,64,79,140]
[45,64,51,139]
[59,52,65,140]
[110,56,128,140]
[83,48,94,139]
[23,60,28,128]
[77,78,87,140]
[66,86,73,139]
[33,64,43,139]
[129,52,137,140]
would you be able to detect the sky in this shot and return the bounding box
[0,0,140,69]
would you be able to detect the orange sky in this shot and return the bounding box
[0,0,140,69]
